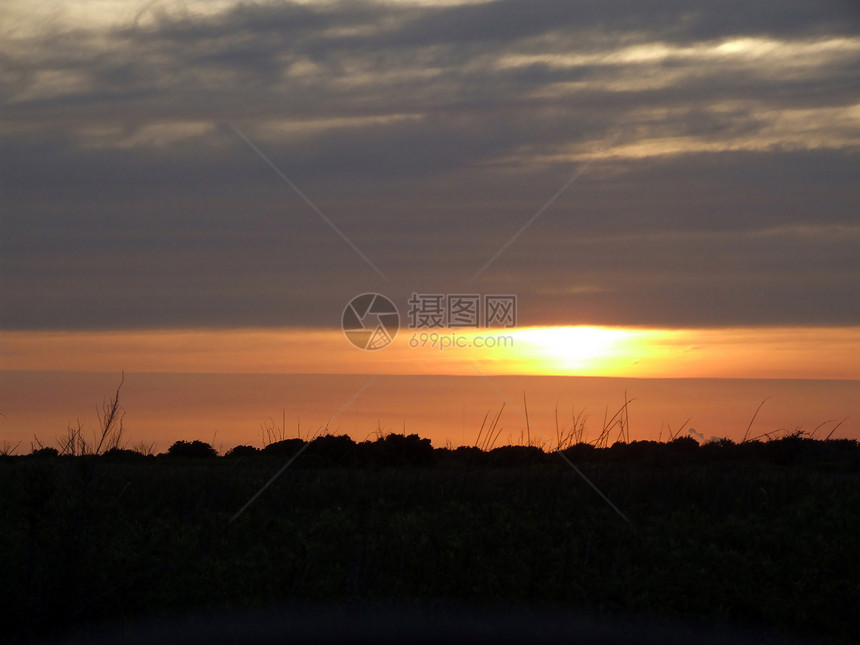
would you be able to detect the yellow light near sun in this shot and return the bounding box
[511,326,643,375]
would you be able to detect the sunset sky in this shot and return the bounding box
[2,0,859,448]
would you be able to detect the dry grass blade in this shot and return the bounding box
[742,396,771,443]
[485,403,506,451]
[261,408,292,446]
[668,417,692,441]
[825,416,849,441]
[94,372,126,454]
[809,419,834,439]
[474,410,491,449]
[597,395,636,446]
[0,440,21,456]
[523,392,531,447]
[623,389,632,443]
[572,406,588,446]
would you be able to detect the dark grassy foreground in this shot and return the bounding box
[1,435,859,644]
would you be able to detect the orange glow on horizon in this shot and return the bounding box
[2,325,860,380]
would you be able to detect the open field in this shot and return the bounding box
[1,435,858,643]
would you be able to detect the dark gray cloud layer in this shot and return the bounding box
[2,0,858,330]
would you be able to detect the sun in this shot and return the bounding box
[512,326,640,374]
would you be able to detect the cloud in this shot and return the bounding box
[688,428,705,442]
[1,0,858,330]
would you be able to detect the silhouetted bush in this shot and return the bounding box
[735,440,767,460]
[453,445,483,459]
[487,445,545,466]
[101,447,148,461]
[303,434,356,466]
[668,436,699,452]
[451,445,487,466]
[225,445,261,458]
[372,433,436,466]
[261,438,304,457]
[30,446,59,458]
[560,443,596,462]
[605,440,664,462]
[699,438,738,462]
[19,429,859,471]
[166,440,218,458]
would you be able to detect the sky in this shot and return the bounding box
[2,0,858,330]
[1,1,860,448]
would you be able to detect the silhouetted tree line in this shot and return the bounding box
[15,433,860,470]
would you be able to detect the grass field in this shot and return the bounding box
[2,434,858,643]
